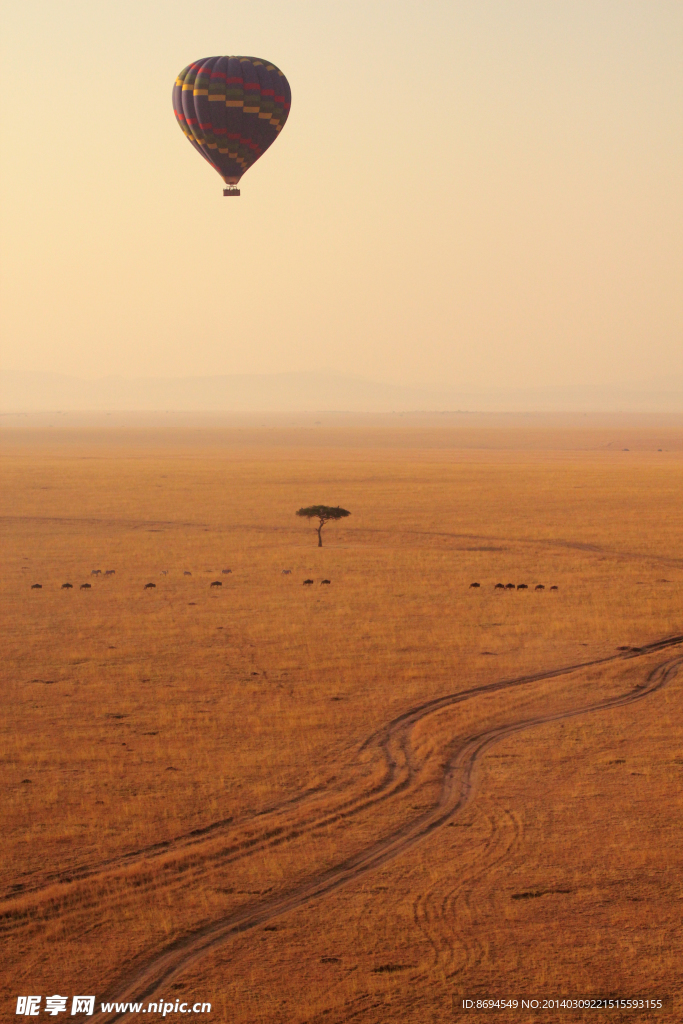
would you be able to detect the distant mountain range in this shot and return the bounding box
[2,370,683,413]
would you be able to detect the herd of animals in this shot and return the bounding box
[470,582,559,590]
[27,574,555,591]
[26,568,336,590]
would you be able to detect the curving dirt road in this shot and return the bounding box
[7,514,683,569]
[89,634,683,1022]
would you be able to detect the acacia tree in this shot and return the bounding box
[296,505,351,547]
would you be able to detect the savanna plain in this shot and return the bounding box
[2,413,682,1024]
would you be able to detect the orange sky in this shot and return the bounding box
[1,0,681,391]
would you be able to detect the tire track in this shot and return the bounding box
[1,515,205,531]
[347,526,683,570]
[0,716,412,921]
[0,785,328,906]
[411,807,519,984]
[90,637,683,1022]
[4,635,674,918]
[7,515,683,567]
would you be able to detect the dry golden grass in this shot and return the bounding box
[1,414,682,1022]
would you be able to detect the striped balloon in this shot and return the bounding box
[173,56,291,190]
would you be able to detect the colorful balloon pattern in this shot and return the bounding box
[173,56,291,186]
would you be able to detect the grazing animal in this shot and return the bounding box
[210,581,222,588]
[31,583,42,589]
[160,570,168,576]
[469,582,480,588]
[80,583,91,590]
[517,584,528,590]
[505,583,515,590]
[144,582,156,589]
[321,579,331,585]
[535,584,545,591]
[91,569,102,576]
[303,579,314,585]
[281,569,292,575]
[105,569,115,576]
[184,571,192,576]
[61,583,73,589]
[222,569,232,574]
[494,583,505,589]
[550,585,558,590]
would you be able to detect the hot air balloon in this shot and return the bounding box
[173,56,291,196]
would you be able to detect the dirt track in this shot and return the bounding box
[86,634,683,1022]
[7,513,683,568]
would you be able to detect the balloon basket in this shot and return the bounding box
[223,187,241,197]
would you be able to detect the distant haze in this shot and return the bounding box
[3,370,683,414]
[1,1,681,396]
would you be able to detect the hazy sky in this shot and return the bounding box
[1,0,681,390]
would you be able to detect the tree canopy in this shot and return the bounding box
[296,505,351,546]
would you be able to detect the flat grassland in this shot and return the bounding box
[2,414,682,1023]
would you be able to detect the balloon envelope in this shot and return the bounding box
[173,56,291,186]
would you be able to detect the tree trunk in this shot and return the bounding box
[317,523,323,547]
